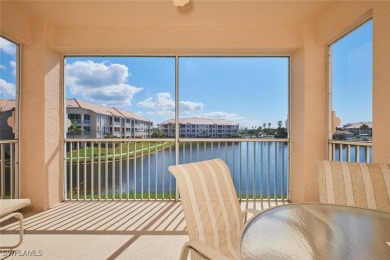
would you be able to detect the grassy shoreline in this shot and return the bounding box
[64,192,288,201]
[66,141,174,163]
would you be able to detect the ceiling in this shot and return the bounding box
[6,0,337,26]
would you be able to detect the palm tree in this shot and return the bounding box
[360,123,369,130]
[275,120,287,138]
[257,126,262,137]
[103,132,116,139]
[103,132,118,153]
[68,121,84,138]
[168,122,175,137]
[359,123,370,136]
[267,123,271,137]
[151,128,161,138]
[232,128,238,137]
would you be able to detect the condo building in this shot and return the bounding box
[158,117,239,138]
[66,99,153,139]
[342,122,372,136]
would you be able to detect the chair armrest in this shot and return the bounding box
[0,212,24,249]
[180,239,232,260]
[242,208,261,223]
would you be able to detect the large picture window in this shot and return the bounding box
[178,57,289,139]
[0,36,19,140]
[65,56,175,139]
[0,36,19,199]
[63,56,290,201]
[64,56,289,140]
[329,20,372,162]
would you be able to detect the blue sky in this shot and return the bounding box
[64,56,288,128]
[179,57,288,128]
[1,20,372,129]
[0,37,17,100]
[331,20,372,125]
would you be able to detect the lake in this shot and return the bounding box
[64,141,372,200]
[65,141,289,199]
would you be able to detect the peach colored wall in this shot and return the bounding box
[49,24,301,55]
[45,47,63,208]
[0,1,31,44]
[20,18,48,211]
[372,3,390,163]
[318,1,390,164]
[290,47,305,203]
[318,1,372,44]
[289,21,327,203]
[16,17,63,211]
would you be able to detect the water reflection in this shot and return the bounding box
[65,142,289,199]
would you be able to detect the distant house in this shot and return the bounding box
[0,99,16,140]
[333,130,354,141]
[66,99,153,139]
[342,122,372,136]
[158,117,239,138]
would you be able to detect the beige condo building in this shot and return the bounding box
[158,117,239,138]
[66,98,153,139]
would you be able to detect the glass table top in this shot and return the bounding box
[240,203,390,260]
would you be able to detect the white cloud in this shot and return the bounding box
[66,60,142,106]
[137,92,206,119]
[137,92,247,125]
[237,119,265,129]
[0,79,16,99]
[137,92,175,118]
[180,101,203,113]
[0,37,16,56]
[199,111,245,122]
[10,61,16,77]
[137,92,175,120]
[137,97,156,109]
[0,65,5,70]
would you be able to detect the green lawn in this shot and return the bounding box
[65,192,287,201]
[66,192,177,200]
[66,141,174,162]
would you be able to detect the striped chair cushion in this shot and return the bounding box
[318,161,390,213]
[169,158,242,259]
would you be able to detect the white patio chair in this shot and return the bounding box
[318,160,390,213]
[0,199,31,249]
[169,158,259,260]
